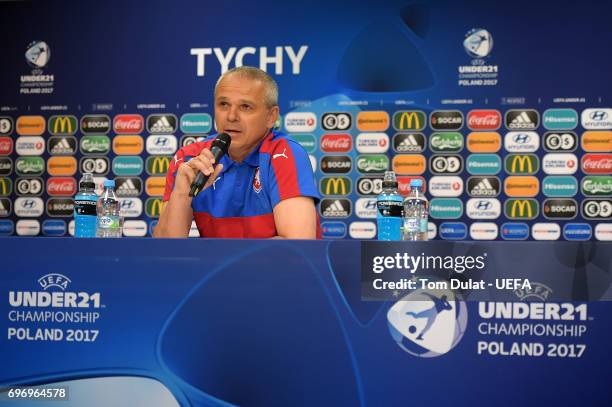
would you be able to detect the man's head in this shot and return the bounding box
[214,66,279,160]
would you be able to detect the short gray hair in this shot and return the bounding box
[215,66,278,108]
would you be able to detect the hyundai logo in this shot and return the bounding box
[476,200,492,210]
[121,201,134,209]
[589,111,608,121]
[512,133,531,143]
[21,199,36,208]
[155,137,169,146]
[365,201,377,210]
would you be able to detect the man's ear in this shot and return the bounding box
[267,106,280,128]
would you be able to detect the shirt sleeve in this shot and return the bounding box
[265,138,320,208]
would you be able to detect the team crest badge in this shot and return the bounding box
[253,167,262,193]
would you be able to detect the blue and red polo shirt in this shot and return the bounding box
[163,131,321,238]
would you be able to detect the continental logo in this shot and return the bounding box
[356,111,389,131]
[48,115,77,136]
[581,131,612,152]
[146,156,172,175]
[145,177,166,197]
[113,135,144,155]
[47,157,77,176]
[16,116,45,136]
[392,111,425,131]
[504,176,539,197]
[319,177,351,196]
[467,132,501,153]
[504,154,539,175]
[0,178,12,196]
[145,198,164,218]
[392,154,426,175]
[504,199,539,219]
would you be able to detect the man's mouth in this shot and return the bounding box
[223,129,241,136]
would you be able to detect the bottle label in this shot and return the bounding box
[420,219,428,233]
[404,218,419,233]
[377,200,403,217]
[98,215,120,229]
[74,200,97,216]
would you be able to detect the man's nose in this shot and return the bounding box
[227,105,240,122]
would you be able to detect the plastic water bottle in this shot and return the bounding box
[403,179,428,241]
[74,173,98,237]
[376,171,403,241]
[96,179,122,238]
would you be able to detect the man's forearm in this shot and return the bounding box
[153,192,193,238]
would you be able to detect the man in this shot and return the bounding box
[154,66,320,239]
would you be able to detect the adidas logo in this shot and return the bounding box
[50,138,73,154]
[470,178,498,196]
[150,116,175,133]
[322,200,349,217]
[397,135,422,152]
[116,178,141,197]
[508,111,537,129]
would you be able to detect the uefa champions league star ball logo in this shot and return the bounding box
[463,29,493,59]
[387,286,467,357]
[25,41,51,69]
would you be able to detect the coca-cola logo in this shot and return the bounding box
[467,110,501,130]
[113,114,144,134]
[47,177,77,196]
[320,134,352,153]
[0,137,13,155]
[582,154,612,174]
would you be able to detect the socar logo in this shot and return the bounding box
[463,29,493,58]
[387,287,467,357]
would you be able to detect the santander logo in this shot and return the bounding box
[467,110,501,130]
[47,177,77,196]
[320,134,352,153]
[114,115,144,134]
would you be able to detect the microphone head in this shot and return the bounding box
[211,132,231,153]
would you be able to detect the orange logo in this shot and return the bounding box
[16,116,45,136]
[113,135,144,155]
[582,131,612,152]
[392,154,426,175]
[145,177,166,196]
[467,132,501,153]
[47,156,77,176]
[356,111,389,131]
[504,176,539,197]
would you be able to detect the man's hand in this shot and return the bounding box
[174,148,224,195]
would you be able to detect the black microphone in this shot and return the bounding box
[189,133,231,197]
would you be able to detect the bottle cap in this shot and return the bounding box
[410,179,423,187]
[103,179,115,188]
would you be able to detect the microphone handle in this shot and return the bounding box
[188,145,225,197]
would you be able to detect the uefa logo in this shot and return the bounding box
[387,287,467,357]
[463,29,493,59]
[25,41,50,69]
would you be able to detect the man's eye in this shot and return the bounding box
[241,104,252,110]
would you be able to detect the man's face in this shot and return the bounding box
[214,74,279,157]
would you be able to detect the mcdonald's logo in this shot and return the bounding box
[392,111,426,131]
[504,176,540,197]
[16,116,45,136]
[146,198,164,218]
[146,156,171,175]
[504,154,539,175]
[504,199,539,219]
[145,177,166,197]
[48,115,77,135]
[319,177,351,196]
[0,178,12,196]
